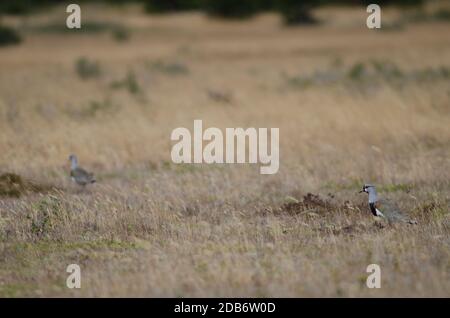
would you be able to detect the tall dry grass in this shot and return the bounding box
[0,4,449,297]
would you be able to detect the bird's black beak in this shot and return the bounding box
[358,190,364,193]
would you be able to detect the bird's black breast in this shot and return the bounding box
[369,203,378,216]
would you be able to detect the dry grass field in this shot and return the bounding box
[0,3,449,297]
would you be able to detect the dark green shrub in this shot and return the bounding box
[75,57,102,80]
[112,26,130,42]
[148,60,189,75]
[203,0,260,19]
[0,0,63,15]
[348,62,367,80]
[110,71,141,94]
[433,9,450,22]
[358,0,423,5]
[0,0,35,15]
[277,0,321,25]
[0,25,21,46]
[145,0,201,13]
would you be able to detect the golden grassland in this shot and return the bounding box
[0,4,449,297]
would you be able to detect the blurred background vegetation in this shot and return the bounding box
[1,0,447,46]
[0,0,426,17]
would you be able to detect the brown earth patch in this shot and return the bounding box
[0,173,60,198]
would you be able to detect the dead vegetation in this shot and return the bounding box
[280,193,334,214]
[0,4,449,297]
[0,173,59,198]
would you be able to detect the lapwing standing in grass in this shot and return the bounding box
[69,154,96,187]
[359,184,417,224]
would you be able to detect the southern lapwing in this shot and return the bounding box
[359,184,417,224]
[69,154,96,187]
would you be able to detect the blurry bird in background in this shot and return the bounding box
[69,154,96,187]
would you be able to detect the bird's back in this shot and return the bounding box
[375,199,415,224]
[71,167,95,185]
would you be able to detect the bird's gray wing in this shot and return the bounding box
[71,167,95,184]
[376,199,409,223]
